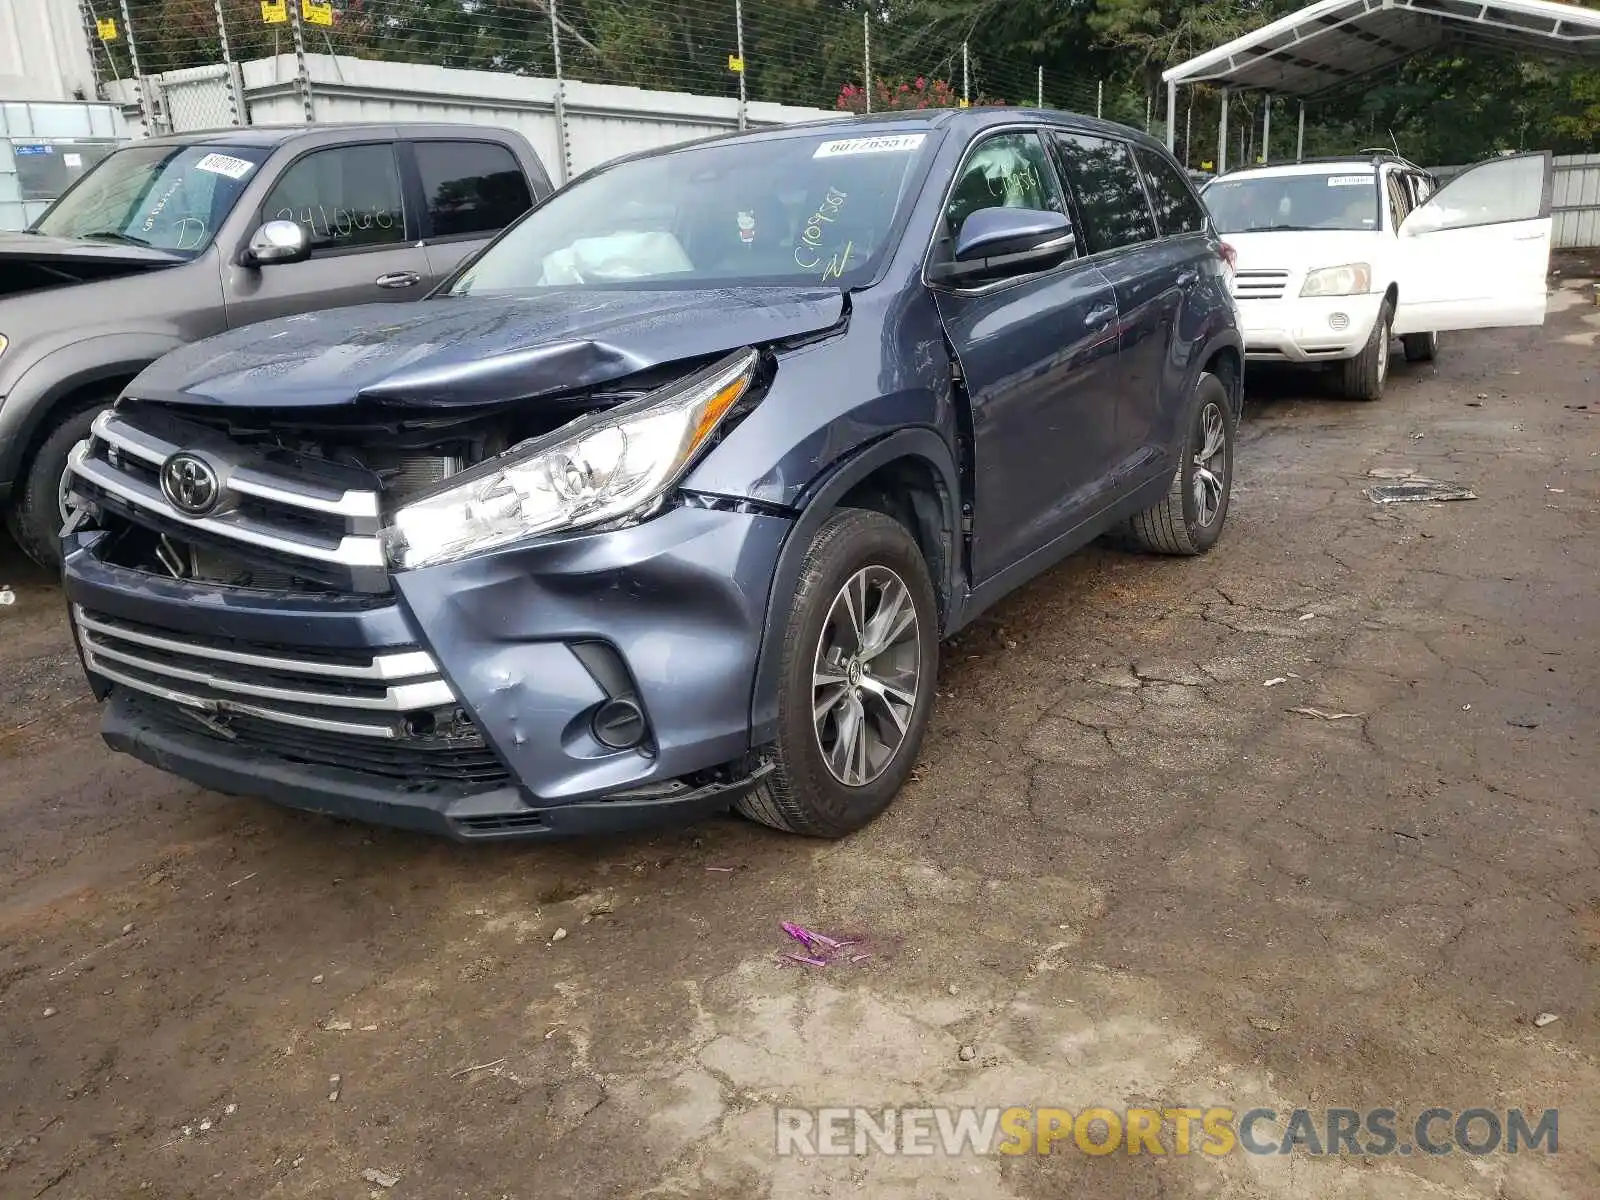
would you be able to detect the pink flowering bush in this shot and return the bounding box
[835,76,1004,113]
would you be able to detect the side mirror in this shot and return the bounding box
[244,219,310,266]
[936,208,1074,283]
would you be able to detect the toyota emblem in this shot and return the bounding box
[160,452,221,516]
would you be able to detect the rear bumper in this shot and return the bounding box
[63,500,793,839]
[1237,293,1382,362]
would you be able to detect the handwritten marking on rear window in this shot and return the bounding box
[813,133,925,159]
[1327,175,1371,187]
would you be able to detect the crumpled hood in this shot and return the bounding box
[0,230,186,267]
[1225,229,1384,276]
[129,287,848,408]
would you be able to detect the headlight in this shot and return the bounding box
[1300,264,1371,298]
[0,334,8,358]
[385,348,759,570]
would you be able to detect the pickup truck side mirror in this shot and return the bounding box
[244,220,311,267]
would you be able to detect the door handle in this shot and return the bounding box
[1084,302,1116,328]
[375,271,420,288]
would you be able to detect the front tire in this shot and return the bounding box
[1338,301,1392,401]
[736,509,938,837]
[5,402,108,570]
[1123,371,1236,556]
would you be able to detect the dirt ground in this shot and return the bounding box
[1,278,1597,1200]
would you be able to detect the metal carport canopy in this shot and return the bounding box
[1159,0,1600,166]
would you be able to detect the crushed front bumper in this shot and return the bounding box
[1238,293,1382,363]
[64,502,792,840]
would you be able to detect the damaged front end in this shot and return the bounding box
[62,349,795,839]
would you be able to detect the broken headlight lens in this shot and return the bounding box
[384,348,758,570]
[1299,263,1371,297]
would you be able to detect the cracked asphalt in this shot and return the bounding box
[1,274,1597,1199]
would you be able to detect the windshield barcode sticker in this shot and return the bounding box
[813,134,926,159]
[194,153,255,180]
[1327,175,1371,187]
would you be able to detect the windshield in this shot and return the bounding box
[449,130,933,294]
[1202,171,1380,234]
[32,144,269,254]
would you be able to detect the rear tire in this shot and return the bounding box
[1122,371,1236,557]
[1338,301,1392,401]
[735,509,938,837]
[1401,331,1438,363]
[6,402,108,571]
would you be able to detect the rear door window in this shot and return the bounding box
[1133,146,1207,236]
[260,142,407,253]
[413,140,533,239]
[1051,133,1158,253]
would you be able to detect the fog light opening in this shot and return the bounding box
[592,697,647,750]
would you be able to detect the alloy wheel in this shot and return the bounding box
[812,565,922,787]
[1192,401,1228,527]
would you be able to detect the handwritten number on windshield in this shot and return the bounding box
[794,188,848,272]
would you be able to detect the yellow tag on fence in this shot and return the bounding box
[260,0,286,23]
[959,98,970,108]
[303,0,333,25]
[96,17,118,39]
[727,55,744,72]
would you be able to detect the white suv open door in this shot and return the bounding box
[1392,152,1553,336]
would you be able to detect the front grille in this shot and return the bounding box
[74,606,457,740]
[67,407,389,593]
[1234,269,1290,300]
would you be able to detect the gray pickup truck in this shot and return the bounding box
[0,122,552,567]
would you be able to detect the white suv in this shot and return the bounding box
[1201,152,1556,400]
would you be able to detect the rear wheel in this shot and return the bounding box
[6,401,109,570]
[736,509,938,837]
[1122,371,1236,556]
[1401,331,1438,363]
[1338,301,1392,401]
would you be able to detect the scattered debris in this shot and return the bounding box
[777,921,864,967]
[322,1018,353,1032]
[1546,487,1565,494]
[1364,480,1477,504]
[1248,1016,1283,1032]
[0,588,13,607]
[1264,677,1290,687]
[704,866,736,873]
[550,927,568,943]
[1366,467,1419,479]
[1298,612,1316,621]
[327,1074,342,1102]
[1462,704,1472,711]
[1288,707,1364,721]
[224,1104,237,1116]
[450,1058,507,1080]
[360,1024,378,1032]
[361,1168,400,1188]
[947,984,959,996]
[958,1045,976,1062]
[1533,1012,1560,1028]
[41,1007,57,1019]
[121,923,135,936]
[311,974,324,985]
[1476,393,1489,400]
[1507,718,1540,729]
[1003,639,1018,650]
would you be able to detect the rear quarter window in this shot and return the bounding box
[413,140,534,239]
[1134,146,1207,236]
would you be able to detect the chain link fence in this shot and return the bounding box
[82,0,1162,140]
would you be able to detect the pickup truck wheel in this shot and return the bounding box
[1338,301,1392,401]
[736,509,938,837]
[6,403,107,570]
[1401,331,1438,363]
[1122,371,1235,556]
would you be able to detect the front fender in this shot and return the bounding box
[742,426,962,747]
[0,333,185,487]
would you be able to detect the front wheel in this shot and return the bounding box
[736,509,939,837]
[1338,301,1392,401]
[5,402,109,570]
[1122,371,1237,557]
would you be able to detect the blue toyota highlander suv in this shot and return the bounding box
[61,109,1243,840]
